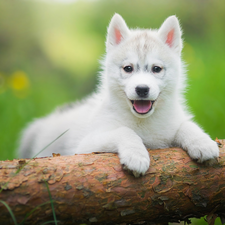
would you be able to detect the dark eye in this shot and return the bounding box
[152,66,162,73]
[123,66,133,73]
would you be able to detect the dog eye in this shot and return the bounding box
[123,66,133,73]
[152,66,162,73]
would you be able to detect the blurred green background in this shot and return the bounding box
[0,0,224,224]
[1,0,225,158]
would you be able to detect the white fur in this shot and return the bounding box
[18,14,219,177]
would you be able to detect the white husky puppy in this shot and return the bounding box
[18,14,219,177]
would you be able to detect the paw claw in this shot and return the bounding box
[122,165,142,178]
[204,157,219,166]
[132,171,141,178]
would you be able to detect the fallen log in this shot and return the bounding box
[0,140,225,225]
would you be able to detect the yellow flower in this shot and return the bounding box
[8,71,30,98]
[9,71,30,91]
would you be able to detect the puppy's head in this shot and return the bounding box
[104,14,183,118]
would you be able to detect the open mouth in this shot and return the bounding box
[130,100,155,114]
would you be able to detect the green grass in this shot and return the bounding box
[0,72,77,160]
[183,41,225,139]
[0,190,59,225]
[45,181,59,225]
[0,200,18,225]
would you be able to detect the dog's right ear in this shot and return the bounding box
[106,13,130,52]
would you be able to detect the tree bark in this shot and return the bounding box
[0,140,225,225]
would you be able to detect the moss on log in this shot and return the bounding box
[0,140,225,224]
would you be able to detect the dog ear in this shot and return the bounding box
[158,16,183,55]
[106,13,130,52]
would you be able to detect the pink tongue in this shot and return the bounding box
[133,100,152,114]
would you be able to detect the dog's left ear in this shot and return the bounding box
[106,13,130,52]
[158,16,183,55]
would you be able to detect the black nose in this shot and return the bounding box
[135,85,149,97]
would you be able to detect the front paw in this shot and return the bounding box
[186,137,219,165]
[119,148,150,177]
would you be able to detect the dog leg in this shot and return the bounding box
[76,127,150,177]
[174,121,219,165]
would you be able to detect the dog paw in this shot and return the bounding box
[119,149,150,177]
[186,137,219,165]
